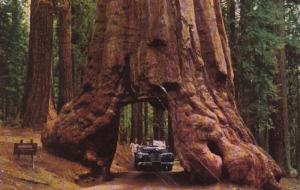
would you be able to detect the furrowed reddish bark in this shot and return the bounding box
[42,1,283,189]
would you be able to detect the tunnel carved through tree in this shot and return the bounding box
[42,0,283,189]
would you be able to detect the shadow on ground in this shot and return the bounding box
[0,126,299,190]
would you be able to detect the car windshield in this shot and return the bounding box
[140,146,167,153]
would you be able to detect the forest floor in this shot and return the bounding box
[0,126,299,190]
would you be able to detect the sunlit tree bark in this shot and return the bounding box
[22,0,53,129]
[57,0,74,111]
[42,0,283,188]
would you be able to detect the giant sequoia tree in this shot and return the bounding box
[42,0,283,189]
[57,0,74,111]
[22,0,53,128]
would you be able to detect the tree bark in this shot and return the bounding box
[226,0,236,48]
[48,75,58,122]
[22,0,53,129]
[130,104,136,142]
[286,44,300,178]
[131,103,143,144]
[269,0,293,175]
[130,103,143,143]
[153,107,165,140]
[57,0,74,111]
[297,66,300,177]
[296,65,300,178]
[42,0,282,188]
[168,114,175,153]
[119,109,126,143]
[143,102,148,140]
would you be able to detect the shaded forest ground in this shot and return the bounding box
[0,126,299,190]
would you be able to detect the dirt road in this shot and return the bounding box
[0,127,299,190]
[79,163,299,190]
[79,170,255,190]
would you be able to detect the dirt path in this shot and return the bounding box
[79,158,300,190]
[80,160,255,190]
[0,127,299,190]
[79,170,255,190]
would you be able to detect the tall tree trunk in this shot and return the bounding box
[119,109,126,143]
[57,0,74,111]
[48,64,58,121]
[130,104,137,142]
[42,1,282,188]
[168,114,175,153]
[0,55,9,121]
[296,64,300,178]
[269,0,293,175]
[153,107,165,140]
[143,102,148,140]
[131,103,143,143]
[22,0,53,129]
[48,94,57,121]
[227,0,236,48]
[258,129,269,152]
[297,66,300,177]
[286,44,300,177]
[153,107,164,140]
[137,104,143,144]
[123,105,131,143]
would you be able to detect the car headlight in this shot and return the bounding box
[138,153,143,159]
[137,152,148,159]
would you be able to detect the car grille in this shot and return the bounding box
[150,152,160,162]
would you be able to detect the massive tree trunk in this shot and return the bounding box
[57,0,74,111]
[22,0,53,129]
[42,0,282,189]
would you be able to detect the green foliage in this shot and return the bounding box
[52,0,96,105]
[121,103,169,143]
[223,0,300,155]
[0,0,97,120]
[285,2,300,167]
[232,0,280,132]
[71,0,96,93]
[0,0,27,121]
[285,2,300,49]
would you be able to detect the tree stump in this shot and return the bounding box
[42,0,283,189]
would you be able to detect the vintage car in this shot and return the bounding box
[134,141,174,171]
